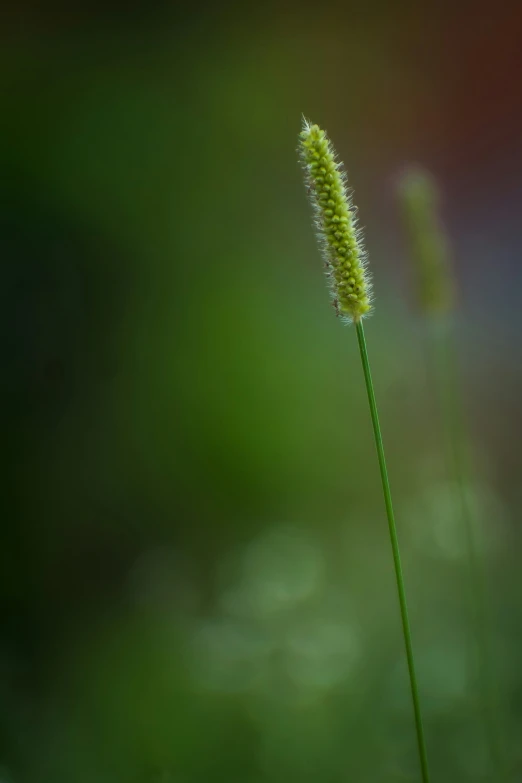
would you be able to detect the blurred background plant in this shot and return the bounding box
[398,167,510,780]
[2,1,522,781]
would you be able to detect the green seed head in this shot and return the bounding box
[298,119,371,322]
[398,167,455,316]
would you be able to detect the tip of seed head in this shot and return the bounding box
[398,166,440,209]
[300,117,324,143]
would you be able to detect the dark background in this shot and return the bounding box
[2,2,522,781]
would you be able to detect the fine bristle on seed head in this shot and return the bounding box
[298,119,372,323]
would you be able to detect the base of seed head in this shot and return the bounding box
[299,119,372,323]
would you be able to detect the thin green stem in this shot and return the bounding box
[355,320,430,783]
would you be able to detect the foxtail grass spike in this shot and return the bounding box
[298,119,371,322]
[398,167,455,316]
[298,120,431,783]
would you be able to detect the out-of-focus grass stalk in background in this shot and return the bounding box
[399,168,510,779]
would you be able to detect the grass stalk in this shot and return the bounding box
[355,319,431,783]
[397,166,507,777]
[429,316,508,780]
[299,121,432,783]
